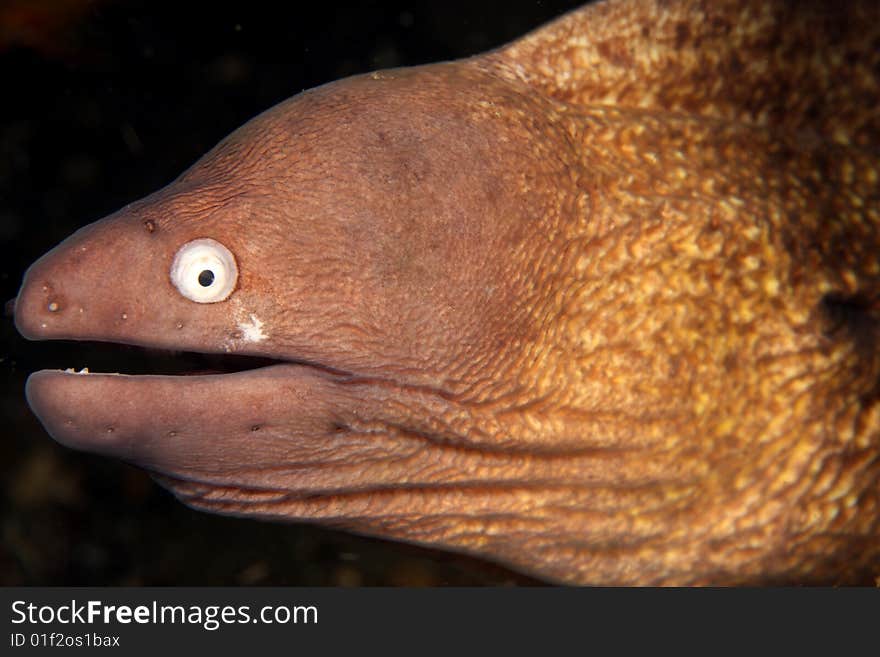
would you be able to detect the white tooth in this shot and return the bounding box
[65,368,75,373]
[78,367,89,374]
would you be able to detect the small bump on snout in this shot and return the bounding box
[143,219,156,233]
[14,275,70,338]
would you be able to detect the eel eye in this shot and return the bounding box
[170,238,238,303]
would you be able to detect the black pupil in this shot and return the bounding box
[198,270,215,287]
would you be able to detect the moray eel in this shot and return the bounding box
[13,0,880,585]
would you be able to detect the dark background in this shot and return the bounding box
[0,0,588,585]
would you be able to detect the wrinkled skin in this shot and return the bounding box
[14,0,880,584]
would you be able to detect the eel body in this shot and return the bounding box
[14,0,880,584]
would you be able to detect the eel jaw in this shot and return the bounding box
[23,362,346,474]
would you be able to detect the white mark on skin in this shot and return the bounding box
[61,367,121,376]
[238,313,267,343]
[224,301,270,351]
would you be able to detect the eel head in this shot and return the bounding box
[15,58,880,584]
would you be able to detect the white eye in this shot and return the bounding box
[170,238,238,303]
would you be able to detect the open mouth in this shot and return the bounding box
[21,340,290,378]
[18,335,346,460]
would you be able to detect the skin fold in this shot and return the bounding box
[13,0,880,584]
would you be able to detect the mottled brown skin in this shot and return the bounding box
[13,0,880,584]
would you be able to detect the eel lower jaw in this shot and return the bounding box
[23,356,345,466]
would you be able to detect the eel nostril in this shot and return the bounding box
[4,298,15,317]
